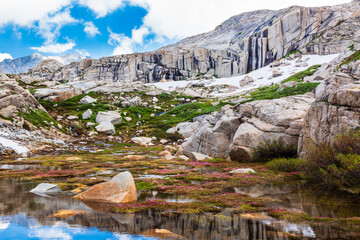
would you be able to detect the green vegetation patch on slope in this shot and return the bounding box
[20,110,59,129]
[245,82,320,102]
[281,65,321,84]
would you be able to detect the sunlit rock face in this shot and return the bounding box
[34,1,360,83]
[298,58,360,156]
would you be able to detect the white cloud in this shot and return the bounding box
[75,49,91,57]
[0,0,71,27]
[107,26,150,55]
[30,40,75,54]
[36,8,78,44]
[130,0,352,39]
[0,53,13,62]
[78,0,125,18]
[84,21,100,37]
[132,26,150,45]
[108,28,134,55]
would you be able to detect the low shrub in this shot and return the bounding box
[304,129,360,192]
[253,140,297,162]
[266,158,306,172]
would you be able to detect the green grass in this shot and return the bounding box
[281,50,300,59]
[338,50,360,69]
[281,65,321,84]
[20,110,59,129]
[245,82,320,102]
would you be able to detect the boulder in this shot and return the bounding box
[239,75,254,87]
[183,95,314,160]
[96,122,115,135]
[67,115,78,120]
[96,111,122,125]
[0,105,17,118]
[82,109,93,119]
[80,95,97,104]
[191,152,211,161]
[30,183,62,195]
[74,171,137,203]
[278,81,298,91]
[272,69,283,78]
[131,137,153,146]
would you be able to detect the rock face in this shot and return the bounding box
[74,171,137,203]
[0,79,45,114]
[31,1,360,84]
[298,58,360,156]
[183,95,314,160]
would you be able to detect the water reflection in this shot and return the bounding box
[1,180,360,239]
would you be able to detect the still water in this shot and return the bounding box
[1,179,360,239]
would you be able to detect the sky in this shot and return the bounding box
[0,0,352,61]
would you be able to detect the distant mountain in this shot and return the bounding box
[0,53,86,74]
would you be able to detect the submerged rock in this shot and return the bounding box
[74,171,137,203]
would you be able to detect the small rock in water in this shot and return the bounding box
[230,168,256,174]
[30,183,62,195]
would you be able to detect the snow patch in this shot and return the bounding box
[153,54,339,97]
[0,132,29,155]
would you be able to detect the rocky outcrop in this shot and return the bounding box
[298,58,360,156]
[0,79,45,114]
[74,171,137,203]
[29,1,360,84]
[183,94,314,160]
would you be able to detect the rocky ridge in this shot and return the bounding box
[24,1,360,84]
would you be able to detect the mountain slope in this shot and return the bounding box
[28,0,360,83]
[0,53,85,74]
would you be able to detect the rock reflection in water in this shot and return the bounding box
[1,180,360,239]
[235,183,360,218]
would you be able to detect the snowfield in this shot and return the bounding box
[0,131,29,155]
[153,54,340,97]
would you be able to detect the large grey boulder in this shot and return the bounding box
[183,105,241,158]
[96,111,122,125]
[96,121,115,135]
[30,183,62,195]
[183,94,315,160]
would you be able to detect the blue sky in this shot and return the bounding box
[0,0,351,61]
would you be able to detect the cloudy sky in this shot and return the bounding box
[0,0,351,60]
